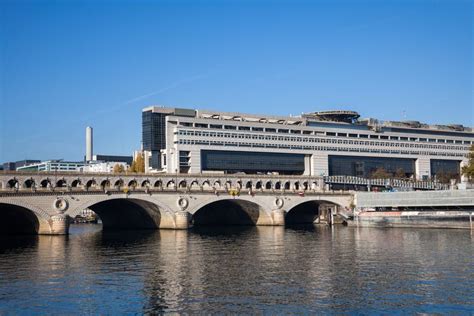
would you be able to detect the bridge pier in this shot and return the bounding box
[175,211,190,229]
[271,209,285,226]
[49,214,70,235]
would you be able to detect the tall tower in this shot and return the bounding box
[86,126,93,162]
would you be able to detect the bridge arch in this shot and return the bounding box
[0,201,52,235]
[128,180,138,188]
[101,179,111,189]
[265,181,272,190]
[191,198,270,226]
[285,198,344,224]
[67,197,174,231]
[190,180,200,189]
[178,180,187,189]
[7,178,19,189]
[153,180,162,188]
[56,179,67,188]
[24,178,35,189]
[85,179,96,189]
[71,179,81,188]
[40,179,50,188]
[275,181,281,190]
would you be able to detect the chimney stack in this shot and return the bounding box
[86,126,93,162]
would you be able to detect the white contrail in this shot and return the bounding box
[84,72,210,121]
[122,73,209,105]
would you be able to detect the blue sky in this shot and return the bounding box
[1,0,472,162]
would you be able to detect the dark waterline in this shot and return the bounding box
[0,224,473,314]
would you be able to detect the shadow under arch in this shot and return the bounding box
[286,200,338,225]
[86,198,163,231]
[192,199,263,226]
[0,203,40,235]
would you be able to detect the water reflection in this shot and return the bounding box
[0,225,472,314]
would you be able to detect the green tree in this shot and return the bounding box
[461,144,474,182]
[370,167,391,179]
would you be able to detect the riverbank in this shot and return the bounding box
[347,211,473,229]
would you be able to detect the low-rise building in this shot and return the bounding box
[16,160,85,172]
[79,161,129,173]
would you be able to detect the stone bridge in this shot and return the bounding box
[0,172,353,235]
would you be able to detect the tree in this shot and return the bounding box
[128,152,145,173]
[113,164,125,173]
[434,170,459,184]
[461,144,474,182]
[370,167,391,179]
[394,168,406,179]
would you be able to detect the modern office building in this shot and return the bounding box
[92,154,133,165]
[2,160,41,171]
[16,160,86,172]
[142,106,472,180]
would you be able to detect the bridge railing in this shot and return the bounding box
[0,185,353,197]
[323,175,450,191]
[0,170,322,180]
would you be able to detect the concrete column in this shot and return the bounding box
[416,157,431,180]
[49,214,70,235]
[272,209,285,226]
[175,211,190,229]
[189,149,201,174]
[144,150,151,173]
[304,155,311,176]
[460,159,469,183]
[312,153,329,176]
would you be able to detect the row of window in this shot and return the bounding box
[175,139,467,158]
[176,130,468,152]
[177,123,473,145]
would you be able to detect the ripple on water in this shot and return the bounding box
[0,225,473,314]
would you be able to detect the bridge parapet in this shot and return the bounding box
[324,175,450,191]
[0,172,327,193]
[355,190,474,209]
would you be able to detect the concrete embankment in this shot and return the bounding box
[347,211,473,229]
[350,190,474,229]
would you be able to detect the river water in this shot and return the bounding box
[0,225,473,314]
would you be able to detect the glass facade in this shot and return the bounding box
[142,111,167,169]
[201,150,305,174]
[328,155,415,177]
[430,159,460,177]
